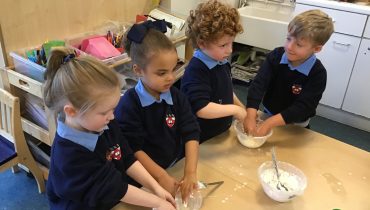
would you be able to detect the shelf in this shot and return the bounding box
[22,118,51,146]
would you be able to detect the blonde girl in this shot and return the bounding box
[44,47,175,210]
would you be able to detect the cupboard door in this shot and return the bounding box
[342,38,370,118]
[364,19,370,39]
[316,33,361,108]
[294,3,367,37]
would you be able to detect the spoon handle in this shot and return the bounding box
[271,146,280,178]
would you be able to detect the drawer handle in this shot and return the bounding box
[18,79,30,89]
[333,41,351,47]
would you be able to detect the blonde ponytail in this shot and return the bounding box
[43,47,120,115]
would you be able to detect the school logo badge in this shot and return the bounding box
[165,114,176,128]
[106,144,122,161]
[292,84,302,95]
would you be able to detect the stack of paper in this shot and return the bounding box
[148,9,185,35]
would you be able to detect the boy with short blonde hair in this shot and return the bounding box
[288,9,334,46]
[244,9,334,136]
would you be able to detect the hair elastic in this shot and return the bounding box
[127,20,167,44]
[62,53,76,64]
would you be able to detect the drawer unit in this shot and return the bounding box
[294,3,367,37]
[1,67,54,146]
[7,69,43,98]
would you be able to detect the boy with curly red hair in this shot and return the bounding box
[181,0,245,143]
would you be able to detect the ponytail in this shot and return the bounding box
[43,48,75,111]
[43,47,120,115]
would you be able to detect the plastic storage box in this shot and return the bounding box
[9,21,131,82]
[66,33,129,66]
[9,51,46,82]
[65,21,130,67]
[10,44,128,83]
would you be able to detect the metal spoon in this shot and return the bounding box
[198,181,224,189]
[271,147,289,191]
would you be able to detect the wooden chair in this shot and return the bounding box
[0,88,45,193]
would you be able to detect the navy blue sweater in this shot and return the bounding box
[181,57,234,142]
[247,47,327,123]
[114,87,200,169]
[47,120,136,210]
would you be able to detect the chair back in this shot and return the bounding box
[0,88,23,154]
[0,88,45,193]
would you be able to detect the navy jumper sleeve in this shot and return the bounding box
[247,49,278,110]
[181,58,212,113]
[172,88,200,142]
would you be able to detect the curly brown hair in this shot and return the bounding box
[186,0,243,48]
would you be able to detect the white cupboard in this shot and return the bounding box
[294,3,367,37]
[295,0,370,131]
[342,38,370,118]
[295,3,368,109]
[364,20,370,39]
[316,33,361,108]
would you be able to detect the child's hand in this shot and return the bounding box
[234,106,247,122]
[180,172,198,203]
[153,186,176,208]
[155,199,176,210]
[255,121,271,137]
[157,172,179,196]
[244,115,257,136]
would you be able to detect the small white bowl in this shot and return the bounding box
[258,161,307,202]
[234,121,273,148]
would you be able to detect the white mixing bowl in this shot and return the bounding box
[234,121,273,148]
[258,161,307,202]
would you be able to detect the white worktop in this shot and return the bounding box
[296,0,370,14]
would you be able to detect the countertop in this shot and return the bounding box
[113,124,370,210]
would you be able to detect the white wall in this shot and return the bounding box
[161,0,239,16]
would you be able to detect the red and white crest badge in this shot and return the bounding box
[106,144,122,161]
[292,84,302,95]
[165,114,176,128]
